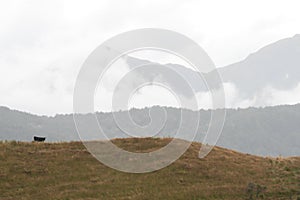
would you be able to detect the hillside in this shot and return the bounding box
[0,138,299,200]
[1,105,300,156]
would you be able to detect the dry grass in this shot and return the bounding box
[0,138,299,200]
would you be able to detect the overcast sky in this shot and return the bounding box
[1,0,300,115]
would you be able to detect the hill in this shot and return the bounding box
[1,105,300,157]
[0,138,299,200]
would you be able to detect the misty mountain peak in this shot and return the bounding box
[293,34,300,38]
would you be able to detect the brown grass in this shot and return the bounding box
[0,138,299,200]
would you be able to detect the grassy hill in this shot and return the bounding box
[0,138,299,200]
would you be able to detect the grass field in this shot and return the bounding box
[0,138,299,200]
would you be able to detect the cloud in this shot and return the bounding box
[255,83,300,106]
[1,0,300,115]
[216,82,300,109]
[178,81,300,111]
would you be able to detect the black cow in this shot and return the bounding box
[33,136,46,142]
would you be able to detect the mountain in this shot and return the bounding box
[1,138,299,199]
[218,34,300,97]
[1,105,300,157]
[125,34,300,105]
[1,35,300,156]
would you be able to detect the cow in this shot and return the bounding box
[33,136,46,142]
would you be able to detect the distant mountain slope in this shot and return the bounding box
[1,105,300,156]
[218,34,300,97]
[1,138,299,200]
[126,34,300,101]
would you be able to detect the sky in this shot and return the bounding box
[1,0,300,115]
